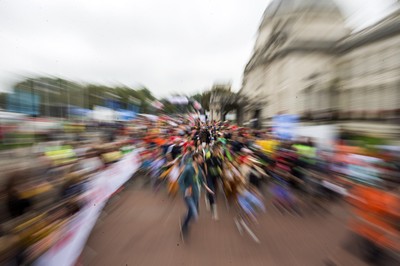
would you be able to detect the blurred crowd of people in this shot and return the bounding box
[0,121,135,265]
[0,113,398,264]
[137,116,399,262]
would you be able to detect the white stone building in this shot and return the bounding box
[239,0,400,138]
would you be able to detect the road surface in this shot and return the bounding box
[82,175,368,266]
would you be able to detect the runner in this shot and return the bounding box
[178,153,214,239]
[204,146,223,220]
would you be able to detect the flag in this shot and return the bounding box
[152,101,164,109]
[193,101,202,110]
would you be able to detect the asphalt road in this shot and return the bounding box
[81,175,369,266]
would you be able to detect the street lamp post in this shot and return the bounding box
[58,79,63,118]
[45,89,50,117]
[67,86,70,120]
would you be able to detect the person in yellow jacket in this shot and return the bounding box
[160,160,184,197]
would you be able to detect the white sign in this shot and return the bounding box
[91,106,116,121]
[225,112,236,121]
[295,125,338,150]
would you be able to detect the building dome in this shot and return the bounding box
[263,0,340,18]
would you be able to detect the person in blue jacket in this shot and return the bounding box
[179,152,213,238]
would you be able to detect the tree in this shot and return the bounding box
[160,98,178,114]
[200,90,211,111]
[189,90,211,111]
[190,93,202,105]
[86,84,110,109]
[137,88,155,101]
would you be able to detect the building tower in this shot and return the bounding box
[240,0,349,127]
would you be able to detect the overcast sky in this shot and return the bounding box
[0,0,397,97]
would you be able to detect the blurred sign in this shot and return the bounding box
[7,91,40,115]
[116,109,136,121]
[69,106,91,117]
[0,111,27,120]
[272,114,298,140]
[295,125,337,150]
[225,111,236,121]
[92,106,115,121]
[105,99,121,110]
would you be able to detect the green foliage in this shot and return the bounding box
[188,90,211,111]
[200,91,211,111]
[7,77,241,117]
[160,99,178,114]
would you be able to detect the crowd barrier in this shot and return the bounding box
[33,151,141,266]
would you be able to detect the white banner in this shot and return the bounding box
[295,124,337,150]
[34,151,141,266]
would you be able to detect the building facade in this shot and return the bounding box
[239,0,400,138]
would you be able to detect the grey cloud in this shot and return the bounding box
[0,0,396,97]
